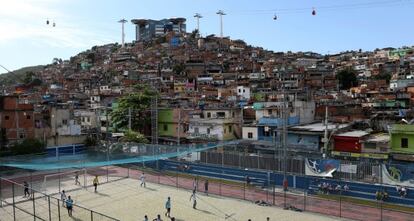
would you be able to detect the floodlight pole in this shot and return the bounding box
[216,10,226,38]
[118,19,127,47]
[194,13,202,33]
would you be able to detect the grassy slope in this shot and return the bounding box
[0,65,45,85]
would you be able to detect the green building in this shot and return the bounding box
[158,108,188,143]
[390,124,414,154]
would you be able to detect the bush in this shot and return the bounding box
[84,136,98,147]
[119,130,149,143]
[11,138,45,155]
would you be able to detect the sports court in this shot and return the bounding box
[0,170,342,221]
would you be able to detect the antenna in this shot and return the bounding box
[216,10,226,38]
[118,18,128,47]
[194,13,203,33]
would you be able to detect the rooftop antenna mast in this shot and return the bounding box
[118,18,127,47]
[216,10,226,38]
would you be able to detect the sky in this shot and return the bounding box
[0,0,413,71]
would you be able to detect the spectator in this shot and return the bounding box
[143,215,148,221]
[343,184,349,192]
[246,176,251,185]
[400,187,407,198]
[382,190,389,201]
[375,190,382,201]
[335,184,341,193]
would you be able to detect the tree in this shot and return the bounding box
[336,68,357,90]
[110,85,157,132]
[172,63,186,75]
[119,130,149,143]
[10,138,45,155]
[23,71,35,84]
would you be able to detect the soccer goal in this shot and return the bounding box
[40,169,86,195]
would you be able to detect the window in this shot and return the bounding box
[224,128,226,133]
[268,110,272,115]
[232,112,235,117]
[194,127,199,134]
[26,115,31,120]
[207,112,211,118]
[238,89,241,93]
[19,133,26,139]
[5,116,9,120]
[164,124,168,131]
[401,138,408,148]
[229,125,232,133]
[62,119,68,125]
[217,112,225,118]
[248,132,253,139]
[207,128,210,134]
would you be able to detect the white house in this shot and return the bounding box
[188,108,240,141]
[236,86,250,100]
[242,126,258,140]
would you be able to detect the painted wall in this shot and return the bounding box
[287,133,320,151]
[391,124,414,154]
[333,136,362,153]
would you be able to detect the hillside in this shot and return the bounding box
[0,65,45,85]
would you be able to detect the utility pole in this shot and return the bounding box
[216,10,226,38]
[118,19,127,47]
[194,13,202,34]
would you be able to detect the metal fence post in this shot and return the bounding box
[91,211,94,221]
[32,190,36,220]
[58,169,62,193]
[0,177,2,208]
[106,166,109,183]
[304,188,306,211]
[48,196,52,221]
[272,182,275,205]
[219,179,222,196]
[127,166,130,178]
[339,190,342,217]
[243,183,246,200]
[380,200,383,221]
[57,199,61,221]
[176,170,178,189]
[12,183,16,221]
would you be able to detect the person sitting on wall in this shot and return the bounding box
[375,190,382,201]
[382,190,389,201]
[335,184,342,193]
[343,184,349,192]
[246,176,251,186]
[400,187,408,198]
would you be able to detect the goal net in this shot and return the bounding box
[41,169,86,195]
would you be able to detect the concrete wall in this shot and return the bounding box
[46,135,87,147]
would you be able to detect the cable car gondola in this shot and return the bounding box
[273,14,278,20]
[312,8,316,16]
[46,19,49,25]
